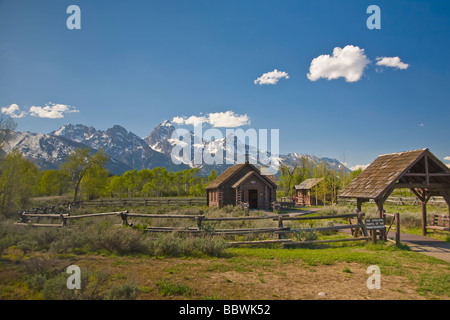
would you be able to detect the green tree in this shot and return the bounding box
[107,175,127,198]
[39,170,71,196]
[208,169,218,182]
[62,148,109,203]
[279,163,298,197]
[0,150,38,213]
[81,165,109,200]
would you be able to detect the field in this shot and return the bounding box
[1,200,449,300]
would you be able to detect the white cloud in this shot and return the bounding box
[350,164,369,171]
[172,115,207,126]
[1,104,27,118]
[444,156,450,161]
[307,45,370,82]
[254,69,289,85]
[418,123,424,127]
[29,103,79,119]
[172,111,250,128]
[376,56,409,70]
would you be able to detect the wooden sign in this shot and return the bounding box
[365,218,385,230]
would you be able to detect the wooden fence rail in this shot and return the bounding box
[78,198,207,207]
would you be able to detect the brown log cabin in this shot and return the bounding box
[293,178,325,206]
[205,160,278,210]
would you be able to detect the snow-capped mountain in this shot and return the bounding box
[50,123,188,173]
[3,131,88,169]
[2,120,350,176]
[143,120,176,154]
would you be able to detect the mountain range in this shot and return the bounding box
[2,120,350,176]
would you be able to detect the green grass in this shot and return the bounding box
[156,280,194,297]
[417,272,450,297]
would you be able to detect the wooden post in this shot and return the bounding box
[375,198,385,240]
[196,216,203,230]
[395,212,400,246]
[357,212,368,237]
[120,211,130,226]
[356,198,363,212]
[278,216,286,240]
[371,230,377,244]
[421,198,427,236]
[60,213,67,227]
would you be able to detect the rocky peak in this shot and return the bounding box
[144,120,176,153]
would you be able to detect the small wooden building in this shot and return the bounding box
[339,148,450,236]
[293,178,325,206]
[205,161,278,210]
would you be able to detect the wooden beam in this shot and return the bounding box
[436,187,450,206]
[278,224,362,234]
[284,237,371,247]
[356,198,364,212]
[228,239,293,245]
[420,189,430,236]
[410,188,424,201]
[403,173,450,177]
[382,187,395,203]
[425,154,430,186]
[395,183,448,189]
[374,197,386,240]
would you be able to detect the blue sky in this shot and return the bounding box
[1,0,449,169]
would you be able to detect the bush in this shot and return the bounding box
[22,256,63,277]
[42,270,110,300]
[294,230,318,241]
[148,233,228,258]
[89,225,148,255]
[106,282,139,300]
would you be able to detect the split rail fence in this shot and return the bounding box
[75,198,207,208]
[14,209,383,247]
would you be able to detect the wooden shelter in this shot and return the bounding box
[293,178,325,206]
[339,148,450,235]
[205,160,277,210]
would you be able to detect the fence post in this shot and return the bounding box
[18,211,28,223]
[278,216,286,240]
[120,210,130,226]
[196,216,203,230]
[356,211,367,237]
[395,212,400,246]
[60,213,67,227]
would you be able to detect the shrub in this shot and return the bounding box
[42,270,110,300]
[294,230,318,241]
[106,282,139,300]
[26,274,48,292]
[22,256,63,277]
[148,233,228,258]
[89,225,147,255]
